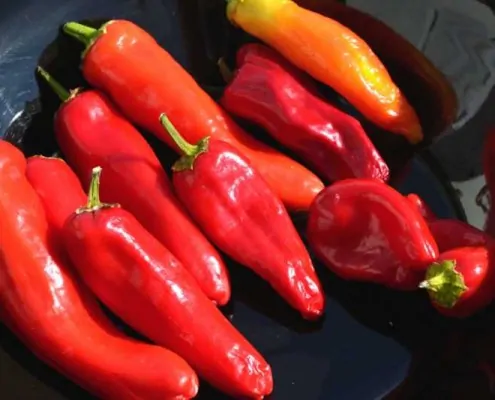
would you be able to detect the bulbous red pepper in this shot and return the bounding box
[62,166,273,399]
[307,179,439,290]
[62,20,324,212]
[159,114,325,320]
[37,67,230,305]
[0,141,198,400]
[420,246,495,318]
[220,43,389,183]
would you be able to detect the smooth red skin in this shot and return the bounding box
[172,140,325,320]
[406,194,437,221]
[54,90,230,305]
[221,43,390,183]
[307,179,439,289]
[483,128,495,237]
[63,207,273,399]
[0,142,198,400]
[430,247,495,318]
[428,219,494,253]
[80,20,324,211]
[26,156,86,235]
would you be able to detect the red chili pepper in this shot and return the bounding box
[220,43,389,183]
[307,179,439,290]
[405,193,436,221]
[0,141,198,400]
[63,166,273,399]
[482,127,495,237]
[420,246,495,318]
[159,114,325,320]
[26,156,86,235]
[37,67,230,305]
[62,20,324,212]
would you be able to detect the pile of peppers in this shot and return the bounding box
[7,0,495,398]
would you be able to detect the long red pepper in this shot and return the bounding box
[307,179,439,290]
[62,166,273,399]
[159,114,325,320]
[62,20,324,211]
[37,66,230,305]
[0,141,198,400]
[220,43,390,183]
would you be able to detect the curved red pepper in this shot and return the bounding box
[62,20,325,212]
[62,166,273,399]
[220,43,389,183]
[307,179,439,290]
[428,219,494,253]
[1,142,198,400]
[159,114,325,320]
[420,246,495,318]
[37,67,230,305]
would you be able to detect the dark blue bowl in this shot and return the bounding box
[0,1,478,399]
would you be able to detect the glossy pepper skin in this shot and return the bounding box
[220,43,390,183]
[26,156,86,235]
[160,114,325,320]
[62,20,324,212]
[37,67,230,305]
[420,246,495,318]
[0,141,198,400]
[307,179,439,290]
[296,0,458,137]
[63,166,273,399]
[226,0,423,144]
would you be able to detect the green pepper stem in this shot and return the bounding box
[159,113,210,171]
[159,114,199,157]
[63,22,98,46]
[36,66,71,102]
[419,260,467,308]
[217,58,234,83]
[86,166,103,209]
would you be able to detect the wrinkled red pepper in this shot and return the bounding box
[307,179,439,290]
[63,166,273,399]
[159,114,325,320]
[1,142,199,400]
[37,66,230,305]
[220,43,389,183]
[420,246,495,318]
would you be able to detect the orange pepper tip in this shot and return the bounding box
[405,123,424,145]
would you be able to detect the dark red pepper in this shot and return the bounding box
[159,114,325,320]
[63,166,273,399]
[37,67,230,305]
[428,219,494,253]
[307,179,439,290]
[420,246,495,318]
[1,142,199,400]
[220,43,389,183]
